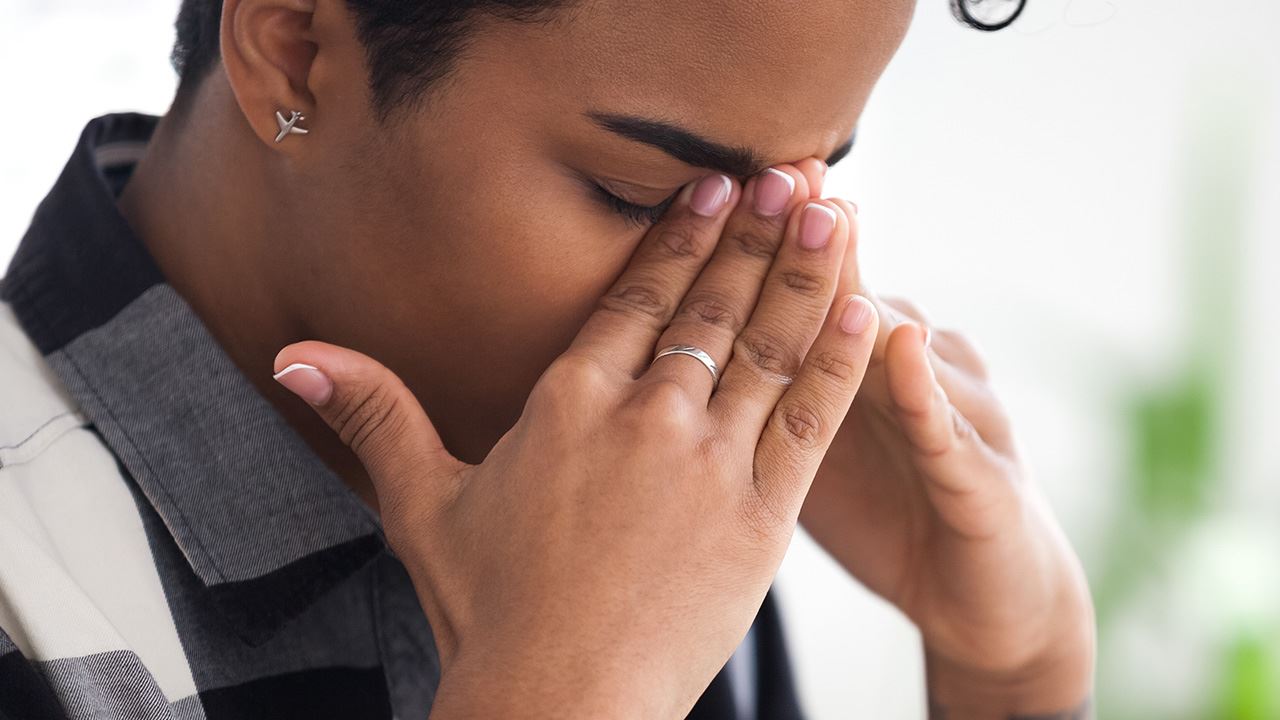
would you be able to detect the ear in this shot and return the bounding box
[220,0,319,149]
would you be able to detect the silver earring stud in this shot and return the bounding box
[274,110,309,143]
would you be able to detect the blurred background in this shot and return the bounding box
[2,1,1276,718]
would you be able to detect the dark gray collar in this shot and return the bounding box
[2,112,384,646]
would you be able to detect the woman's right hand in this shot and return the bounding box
[272,163,876,719]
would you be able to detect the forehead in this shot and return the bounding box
[502,0,916,165]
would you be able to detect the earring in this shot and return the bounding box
[274,110,309,143]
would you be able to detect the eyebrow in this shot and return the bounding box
[585,111,856,178]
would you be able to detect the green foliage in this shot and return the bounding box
[1210,632,1280,720]
[1130,366,1216,519]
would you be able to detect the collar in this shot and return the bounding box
[1,112,384,646]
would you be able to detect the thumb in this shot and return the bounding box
[271,340,467,506]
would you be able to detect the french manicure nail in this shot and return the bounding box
[273,362,333,406]
[840,296,874,334]
[799,202,837,249]
[753,168,795,217]
[689,174,732,217]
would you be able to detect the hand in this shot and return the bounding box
[272,165,878,718]
[798,216,1095,717]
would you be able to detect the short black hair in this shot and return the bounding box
[170,0,571,120]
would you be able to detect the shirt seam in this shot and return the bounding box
[0,410,86,469]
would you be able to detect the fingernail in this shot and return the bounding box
[922,325,932,349]
[840,295,874,334]
[799,202,837,249]
[753,168,795,217]
[689,173,732,217]
[273,362,333,406]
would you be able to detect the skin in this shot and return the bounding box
[115,0,1094,716]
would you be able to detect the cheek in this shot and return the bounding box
[381,190,641,364]
[462,206,637,351]
[337,137,645,379]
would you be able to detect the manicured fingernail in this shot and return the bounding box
[273,362,332,405]
[799,202,837,249]
[753,168,795,217]
[689,173,732,217]
[840,296,874,334]
[922,325,932,349]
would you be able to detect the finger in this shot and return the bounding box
[929,328,991,381]
[882,323,1008,497]
[567,173,740,378]
[646,165,811,399]
[750,294,878,521]
[881,295,933,327]
[819,198,905,370]
[272,340,468,510]
[872,299,1010,447]
[825,197,882,348]
[879,296,986,378]
[712,200,851,431]
[793,157,828,198]
[824,197,863,314]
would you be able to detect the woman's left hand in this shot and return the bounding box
[799,200,1095,716]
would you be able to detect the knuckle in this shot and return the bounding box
[773,400,825,451]
[633,377,690,415]
[735,327,802,377]
[777,269,826,297]
[728,223,782,259]
[652,222,704,259]
[530,361,616,431]
[331,383,406,459]
[597,281,671,322]
[626,380,697,435]
[677,291,741,330]
[537,354,610,399]
[811,349,858,384]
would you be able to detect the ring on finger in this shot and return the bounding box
[651,344,720,388]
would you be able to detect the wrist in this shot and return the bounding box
[924,610,1096,719]
[428,642,673,720]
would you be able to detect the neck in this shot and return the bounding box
[117,83,381,510]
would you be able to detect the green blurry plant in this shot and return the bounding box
[1090,73,1277,719]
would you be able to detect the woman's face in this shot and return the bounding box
[288,0,914,462]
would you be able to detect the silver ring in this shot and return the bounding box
[651,344,719,387]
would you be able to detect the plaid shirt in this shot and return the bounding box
[0,113,805,720]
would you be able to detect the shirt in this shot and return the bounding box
[0,112,806,720]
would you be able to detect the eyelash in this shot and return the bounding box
[592,182,679,228]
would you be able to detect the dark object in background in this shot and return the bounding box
[950,0,1026,30]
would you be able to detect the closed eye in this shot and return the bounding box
[590,181,679,229]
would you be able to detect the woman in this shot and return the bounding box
[0,0,1093,717]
